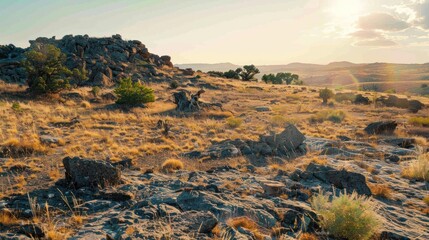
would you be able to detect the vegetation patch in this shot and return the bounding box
[310,191,380,240]
[409,117,429,127]
[226,116,243,128]
[161,158,184,173]
[309,110,346,123]
[401,153,429,181]
[114,77,155,105]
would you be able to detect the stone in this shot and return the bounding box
[364,121,397,135]
[255,106,271,112]
[262,124,306,151]
[380,231,410,240]
[382,138,415,148]
[39,135,62,145]
[260,180,285,196]
[92,72,114,87]
[178,211,218,233]
[62,156,121,188]
[98,191,134,201]
[305,163,371,196]
[18,224,44,238]
[354,94,370,105]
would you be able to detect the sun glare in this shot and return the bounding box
[329,0,365,20]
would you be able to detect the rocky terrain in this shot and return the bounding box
[0,35,428,240]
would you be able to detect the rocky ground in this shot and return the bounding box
[0,36,428,239]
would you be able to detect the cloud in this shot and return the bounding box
[358,13,410,31]
[353,38,397,47]
[350,30,382,39]
[415,0,429,29]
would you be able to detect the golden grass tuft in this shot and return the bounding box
[225,116,243,128]
[310,191,380,240]
[409,117,429,127]
[298,233,319,240]
[401,153,429,181]
[423,195,429,206]
[227,216,265,240]
[80,101,91,108]
[309,110,346,123]
[161,158,184,173]
[368,184,393,199]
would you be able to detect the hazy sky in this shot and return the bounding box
[1,0,428,64]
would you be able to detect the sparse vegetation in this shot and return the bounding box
[161,158,184,173]
[319,88,334,105]
[310,191,380,240]
[226,116,243,128]
[409,117,429,127]
[309,110,346,123]
[169,80,179,89]
[368,184,392,199]
[114,77,155,105]
[401,153,429,181]
[240,65,260,81]
[262,72,302,85]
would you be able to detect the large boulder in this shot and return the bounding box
[302,163,372,196]
[364,121,397,135]
[261,124,305,151]
[62,157,121,188]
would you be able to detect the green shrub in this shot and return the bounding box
[23,44,71,94]
[310,110,345,123]
[11,102,21,111]
[409,117,429,127]
[310,191,380,240]
[114,78,155,105]
[319,88,334,104]
[90,86,101,97]
[169,80,179,89]
[226,117,243,128]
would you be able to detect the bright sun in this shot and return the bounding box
[329,0,365,20]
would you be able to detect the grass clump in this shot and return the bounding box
[309,110,346,123]
[409,117,429,127]
[401,153,429,181]
[114,77,155,105]
[310,191,380,240]
[227,216,264,240]
[161,158,184,173]
[368,184,392,199]
[226,116,243,128]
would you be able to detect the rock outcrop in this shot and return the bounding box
[377,95,425,113]
[0,34,174,85]
[365,121,397,135]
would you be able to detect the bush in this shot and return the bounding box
[409,117,429,127]
[319,88,334,104]
[169,80,179,89]
[11,102,21,111]
[161,159,184,173]
[23,44,72,94]
[114,78,155,105]
[310,191,380,240]
[90,86,101,97]
[226,117,243,128]
[401,153,429,181]
[309,110,346,123]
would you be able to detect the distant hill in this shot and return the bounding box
[176,62,429,93]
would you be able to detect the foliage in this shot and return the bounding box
[226,116,243,128]
[401,153,429,181]
[114,77,155,105]
[262,72,301,85]
[90,86,101,97]
[169,80,179,89]
[161,158,184,173]
[409,117,429,127]
[310,191,380,240]
[239,65,260,81]
[207,71,224,77]
[310,110,346,123]
[72,66,88,86]
[11,102,21,112]
[23,44,72,94]
[223,68,242,79]
[319,87,334,104]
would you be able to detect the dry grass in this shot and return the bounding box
[227,216,265,240]
[161,158,184,173]
[310,191,380,240]
[309,110,346,123]
[298,233,319,240]
[423,195,429,206]
[225,116,243,128]
[401,153,429,181]
[409,117,429,127]
[368,184,393,199]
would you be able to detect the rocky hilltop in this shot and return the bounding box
[0,34,173,85]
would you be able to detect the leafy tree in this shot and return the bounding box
[72,66,88,86]
[262,73,282,84]
[207,71,224,77]
[262,72,301,85]
[23,44,72,94]
[239,65,260,81]
[223,68,242,79]
[319,87,334,105]
[114,77,155,105]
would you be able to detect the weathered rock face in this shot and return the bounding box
[365,121,397,135]
[0,34,173,85]
[62,157,121,188]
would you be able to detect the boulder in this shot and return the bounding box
[92,72,114,87]
[354,94,370,105]
[262,124,305,151]
[62,157,121,188]
[364,121,397,135]
[255,106,271,112]
[305,163,372,196]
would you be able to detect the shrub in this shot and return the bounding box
[310,191,380,240]
[319,88,334,105]
[227,217,264,239]
[80,101,91,108]
[169,80,179,89]
[423,195,429,206]
[90,86,101,97]
[401,153,429,181]
[409,117,429,127]
[368,184,392,199]
[309,110,345,123]
[11,102,21,111]
[161,159,184,173]
[23,44,72,94]
[114,78,155,105]
[240,65,260,81]
[226,117,243,128]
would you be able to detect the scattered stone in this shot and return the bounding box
[255,106,271,112]
[17,224,44,238]
[364,121,397,135]
[63,157,121,188]
[260,180,285,196]
[39,135,62,145]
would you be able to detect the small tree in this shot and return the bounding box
[23,44,72,94]
[223,68,242,79]
[114,77,155,105]
[319,87,334,105]
[72,66,88,86]
[240,65,260,81]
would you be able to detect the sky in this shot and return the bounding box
[0,0,428,65]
